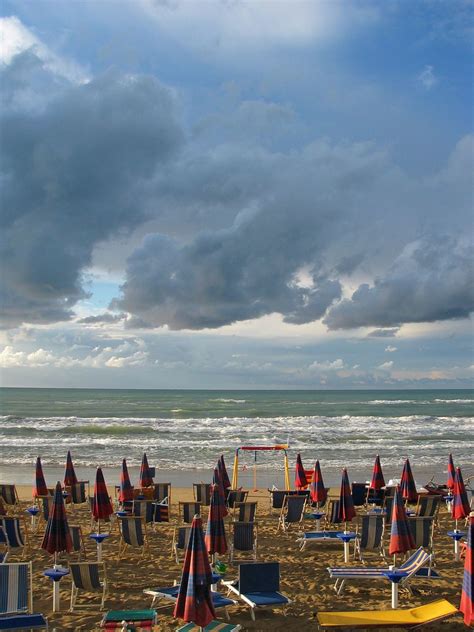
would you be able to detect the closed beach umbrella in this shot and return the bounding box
[400,458,417,503]
[205,483,228,558]
[118,458,134,503]
[452,467,470,524]
[338,468,356,527]
[139,452,153,488]
[389,486,415,558]
[92,467,113,532]
[41,481,72,562]
[460,517,474,626]
[310,460,327,506]
[64,450,78,487]
[447,453,456,491]
[34,456,48,498]
[369,455,385,491]
[212,466,228,517]
[218,454,231,490]
[295,453,308,490]
[173,514,216,628]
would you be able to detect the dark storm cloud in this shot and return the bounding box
[367,328,400,338]
[0,51,183,328]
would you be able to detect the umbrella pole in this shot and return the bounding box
[454,519,460,561]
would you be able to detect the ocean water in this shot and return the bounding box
[0,388,473,486]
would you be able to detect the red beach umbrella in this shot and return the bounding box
[460,517,474,626]
[400,458,417,503]
[310,460,327,506]
[369,455,385,491]
[118,458,134,503]
[64,450,78,487]
[338,468,356,527]
[389,486,415,558]
[452,467,470,523]
[205,483,228,557]
[41,481,72,563]
[218,455,231,490]
[212,467,228,517]
[447,453,456,491]
[34,456,48,498]
[295,453,308,490]
[173,514,216,628]
[139,452,153,488]
[92,467,113,531]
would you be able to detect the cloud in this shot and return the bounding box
[308,358,345,371]
[385,345,397,352]
[417,64,438,90]
[377,360,393,370]
[77,313,126,325]
[367,328,400,338]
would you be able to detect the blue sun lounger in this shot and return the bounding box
[297,530,344,550]
[144,586,237,620]
[177,623,241,632]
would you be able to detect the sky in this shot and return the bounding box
[0,0,473,390]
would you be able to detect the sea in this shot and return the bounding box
[0,388,473,488]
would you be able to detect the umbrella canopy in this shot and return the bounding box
[205,483,228,555]
[310,460,327,506]
[34,456,48,498]
[64,450,78,487]
[173,514,216,628]
[295,453,308,490]
[338,468,356,524]
[460,517,474,626]
[118,459,134,503]
[212,467,228,517]
[400,458,417,503]
[389,486,415,556]
[447,453,456,491]
[218,455,231,490]
[452,467,470,521]
[92,467,113,522]
[369,455,385,491]
[139,452,153,488]
[41,481,72,557]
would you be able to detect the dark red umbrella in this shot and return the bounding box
[173,514,216,628]
[118,458,134,503]
[41,481,72,563]
[369,455,385,491]
[452,467,470,524]
[92,467,113,532]
[295,453,308,490]
[400,458,417,503]
[212,466,228,517]
[205,483,228,558]
[139,452,153,488]
[64,450,78,487]
[218,455,231,490]
[447,453,456,491]
[34,456,48,498]
[460,517,473,626]
[310,460,327,506]
[389,486,415,559]
[338,468,356,527]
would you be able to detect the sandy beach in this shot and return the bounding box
[1,483,468,631]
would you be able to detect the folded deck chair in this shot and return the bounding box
[193,483,212,506]
[233,501,257,523]
[100,609,157,630]
[222,561,290,621]
[354,514,385,562]
[171,526,192,563]
[278,495,306,531]
[317,598,458,629]
[328,547,439,595]
[227,489,248,509]
[118,516,148,559]
[178,501,202,524]
[0,517,28,561]
[228,521,257,563]
[68,525,87,560]
[69,562,107,611]
[0,562,48,630]
[0,485,20,511]
[177,622,241,632]
[144,585,237,620]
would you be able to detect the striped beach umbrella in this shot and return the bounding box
[173,514,216,628]
[447,453,456,491]
[205,483,228,558]
[310,460,327,506]
[218,454,231,490]
[64,450,78,487]
[212,467,228,517]
[295,453,308,490]
[460,517,474,626]
[139,452,153,488]
[389,486,415,558]
[34,456,48,498]
[400,458,417,503]
[369,455,385,491]
[92,467,113,532]
[118,458,134,503]
[41,481,72,563]
[338,468,356,527]
[452,467,470,524]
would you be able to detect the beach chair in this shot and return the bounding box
[366,487,385,507]
[351,483,367,507]
[171,526,191,563]
[118,516,148,559]
[134,487,154,501]
[354,514,385,562]
[69,481,89,505]
[233,502,257,523]
[327,547,439,595]
[414,495,441,518]
[278,494,306,531]
[133,500,155,524]
[193,483,211,506]
[69,562,107,611]
[297,500,345,550]
[0,562,48,630]
[36,495,53,526]
[144,586,237,620]
[269,489,308,514]
[227,490,248,509]
[316,598,458,629]
[222,561,291,621]
[152,483,170,505]
[178,502,202,524]
[0,485,20,512]
[152,501,170,525]
[177,623,241,632]
[228,522,257,563]
[0,517,28,561]
[325,500,343,527]
[100,609,157,629]
[69,525,87,560]
[382,496,394,526]
[407,517,435,555]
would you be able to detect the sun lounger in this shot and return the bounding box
[297,530,343,550]
[177,623,241,632]
[144,586,237,620]
[316,598,458,628]
[100,609,157,630]
[0,562,48,630]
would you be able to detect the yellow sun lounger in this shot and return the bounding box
[317,599,458,629]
